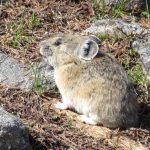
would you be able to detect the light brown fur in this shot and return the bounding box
[39,33,139,129]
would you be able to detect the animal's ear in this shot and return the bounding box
[89,35,101,46]
[39,40,51,57]
[79,39,99,60]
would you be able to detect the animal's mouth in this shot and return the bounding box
[40,45,53,57]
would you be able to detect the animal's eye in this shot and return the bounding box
[54,38,62,46]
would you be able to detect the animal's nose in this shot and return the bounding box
[43,45,50,50]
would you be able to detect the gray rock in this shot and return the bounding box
[0,107,32,150]
[124,0,149,13]
[84,19,150,36]
[0,52,33,90]
[97,0,147,14]
[84,19,119,36]
[0,51,56,92]
[116,20,150,35]
[84,19,150,78]
[132,34,150,78]
[33,58,56,92]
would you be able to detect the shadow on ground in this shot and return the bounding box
[139,103,150,130]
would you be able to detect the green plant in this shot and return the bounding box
[12,19,25,48]
[92,0,100,19]
[91,0,130,19]
[128,63,145,85]
[32,64,44,95]
[92,0,106,19]
[127,63,150,102]
[29,12,40,30]
[142,11,150,19]
[128,48,138,58]
[97,33,109,41]
[120,48,149,103]
[13,31,23,47]
[120,48,139,69]
[112,0,126,18]
[121,49,149,86]
[101,0,106,17]
[142,0,150,20]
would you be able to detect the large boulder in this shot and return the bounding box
[84,19,149,36]
[0,52,56,92]
[0,107,32,150]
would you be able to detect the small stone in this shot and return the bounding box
[0,52,33,90]
[84,19,119,36]
[34,58,56,92]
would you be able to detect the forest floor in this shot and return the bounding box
[0,0,150,149]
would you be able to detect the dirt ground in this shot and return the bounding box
[0,0,150,149]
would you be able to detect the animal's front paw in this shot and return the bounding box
[55,101,68,110]
[80,115,97,125]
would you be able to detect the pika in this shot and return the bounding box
[39,33,139,129]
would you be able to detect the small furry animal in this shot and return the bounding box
[39,33,139,129]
